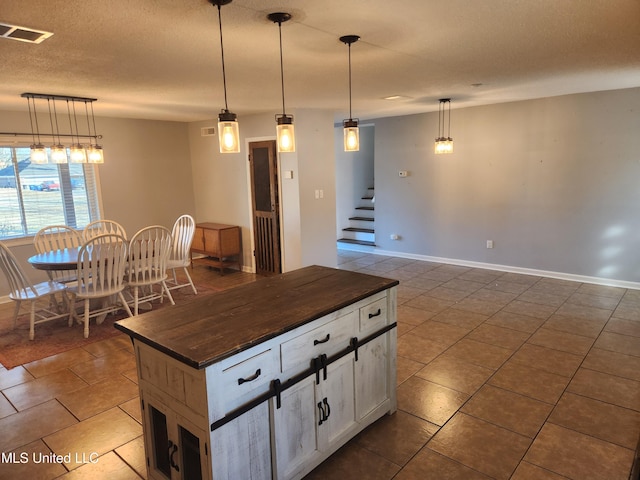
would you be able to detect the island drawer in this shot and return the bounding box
[359,296,388,335]
[218,346,279,410]
[280,310,357,374]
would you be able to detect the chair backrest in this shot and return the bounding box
[34,225,83,254]
[83,220,127,241]
[128,225,172,284]
[170,214,196,265]
[0,242,37,299]
[76,234,129,296]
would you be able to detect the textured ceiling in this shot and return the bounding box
[1,0,639,122]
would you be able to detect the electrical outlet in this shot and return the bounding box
[486,240,494,249]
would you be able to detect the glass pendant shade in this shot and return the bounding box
[30,144,48,164]
[276,115,295,153]
[51,144,68,164]
[343,119,359,152]
[70,144,87,163]
[218,110,240,154]
[434,138,453,154]
[87,145,104,164]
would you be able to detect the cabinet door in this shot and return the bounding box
[316,354,357,448]
[191,227,205,252]
[202,228,220,256]
[210,402,271,480]
[355,335,389,421]
[271,376,320,480]
[143,394,210,480]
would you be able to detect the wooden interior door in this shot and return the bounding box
[249,140,282,275]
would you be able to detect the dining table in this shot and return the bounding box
[28,247,81,271]
[27,246,153,314]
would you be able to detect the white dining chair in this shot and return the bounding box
[128,225,175,315]
[34,225,83,284]
[66,233,132,338]
[0,241,68,340]
[83,220,127,241]
[167,214,197,295]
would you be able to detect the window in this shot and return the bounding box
[0,146,100,239]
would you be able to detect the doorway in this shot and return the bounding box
[248,140,282,275]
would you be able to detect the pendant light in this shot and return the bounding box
[268,12,295,153]
[86,101,104,163]
[340,35,360,152]
[68,99,87,163]
[26,96,47,164]
[47,98,68,164]
[209,0,240,153]
[435,98,453,154]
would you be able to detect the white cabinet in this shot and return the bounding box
[116,266,398,480]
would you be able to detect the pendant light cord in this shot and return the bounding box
[348,42,353,119]
[217,4,230,112]
[278,21,286,115]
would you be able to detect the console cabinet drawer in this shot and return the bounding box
[280,311,357,374]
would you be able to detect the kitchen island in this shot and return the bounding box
[115,265,398,480]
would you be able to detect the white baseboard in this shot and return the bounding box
[340,245,640,290]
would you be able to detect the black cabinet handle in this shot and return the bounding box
[368,308,382,319]
[322,397,331,420]
[317,397,331,425]
[238,369,261,385]
[314,333,330,345]
[168,440,180,472]
[317,401,325,425]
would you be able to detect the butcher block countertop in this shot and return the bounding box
[114,265,399,369]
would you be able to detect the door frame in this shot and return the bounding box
[245,136,285,274]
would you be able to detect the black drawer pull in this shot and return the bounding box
[238,369,261,385]
[368,308,382,319]
[168,440,180,472]
[314,334,330,345]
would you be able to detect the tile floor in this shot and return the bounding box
[0,251,638,479]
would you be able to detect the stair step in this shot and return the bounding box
[337,238,376,247]
[349,216,374,222]
[343,227,374,234]
[356,206,374,211]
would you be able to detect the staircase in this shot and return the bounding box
[338,187,376,247]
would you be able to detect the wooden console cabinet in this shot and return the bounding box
[115,266,398,480]
[190,222,241,274]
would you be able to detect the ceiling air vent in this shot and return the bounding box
[0,23,53,44]
[201,127,216,137]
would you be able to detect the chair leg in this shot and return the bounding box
[29,301,36,341]
[12,300,21,329]
[68,292,76,327]
[118,292,133,318]
[162,281,175,305]
[134,286,139,316]
[83,298,90,338]
[183,267,198,295]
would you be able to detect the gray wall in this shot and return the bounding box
[372,87,640,283]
